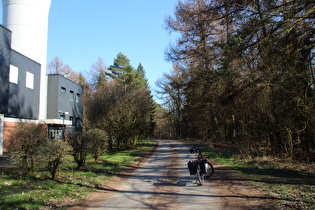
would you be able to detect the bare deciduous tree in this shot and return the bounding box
[160,0,315,160]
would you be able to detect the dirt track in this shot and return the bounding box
[69,140,282,209]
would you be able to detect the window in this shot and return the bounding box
[26,71,34,89]
[76,93,80,103]
[76,118,81,128]
[69,91,74,101]
[60,87,66,92]
[9,65,18,84]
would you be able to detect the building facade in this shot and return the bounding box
[0,25,83,155]
[2,0,52,119]
[8,50,41,119]
[46,74,83,139]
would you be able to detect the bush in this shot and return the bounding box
[8,123,47,175]
[68,132,88,169]
[41,139,72,180]
[83,129,108,162]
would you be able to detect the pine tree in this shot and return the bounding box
[135,63,149,88]
[107,53,136,88]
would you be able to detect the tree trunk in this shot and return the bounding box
[210,109,221,142]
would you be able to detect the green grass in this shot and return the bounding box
[0,140,157,209]
[181,139,315,209]
[206,148,315,209]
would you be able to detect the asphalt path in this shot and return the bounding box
[71,140,279,209]
[84,140,222,209]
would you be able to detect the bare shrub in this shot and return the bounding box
[9,123,47,175]
[83,129,108,162]
[41,139,72,180]
[68,132,88,169]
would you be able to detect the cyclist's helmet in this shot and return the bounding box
[189,146,198,154]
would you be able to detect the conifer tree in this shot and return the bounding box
[136,63,149,88]
[107,53,136,88]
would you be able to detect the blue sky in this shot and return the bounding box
[0,0,178,96]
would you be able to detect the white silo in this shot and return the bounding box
[2,0,52,119]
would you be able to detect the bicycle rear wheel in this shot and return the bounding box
[204,161,214,178]
[196,164,204,185]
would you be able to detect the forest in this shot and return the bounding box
[46,0,315,161]
[155,0,315,161]
[3,1,314,208]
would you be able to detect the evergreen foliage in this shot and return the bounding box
[86,53,155,150]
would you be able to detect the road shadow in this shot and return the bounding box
[68,140,315,209]
[212,164,315,185]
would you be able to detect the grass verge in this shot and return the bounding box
[201,145,315,209]
[224,157,315,209]
[0,140,157,209]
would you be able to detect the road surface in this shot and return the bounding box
[70,140,280,209]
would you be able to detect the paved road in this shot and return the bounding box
[71,140,279,209]
[86,140,222,209]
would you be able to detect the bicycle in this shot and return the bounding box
[187,145,214,185]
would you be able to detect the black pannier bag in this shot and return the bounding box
[188,161,197,175]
